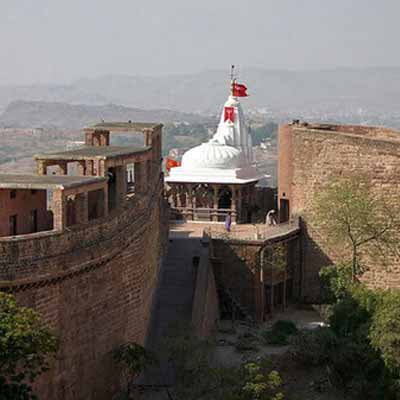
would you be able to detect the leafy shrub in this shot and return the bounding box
[319,263,353,303]
[262,320,298,346]
[329,285,378,338]
[290,327,338,366]
[0,292,57,400]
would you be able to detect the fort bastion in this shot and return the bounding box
[0,122,168,399]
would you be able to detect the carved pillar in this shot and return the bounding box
[237,187,243,223]
[212,184,219,222]
[169,185,176,208]
[176,185,182,208]
[192,185,197,219]
[37,160,47,175]
[186,184,193,221]
[143,129,152,146]
[99,131,110,146]
[77,161,86,176]
[86,160,94,176]
[58,162,68,175]
[230,185,237,223]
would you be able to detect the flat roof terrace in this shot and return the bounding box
[34,145,151,161]
[87,122,163,132]
[0,174,106,190]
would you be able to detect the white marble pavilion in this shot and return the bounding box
[165,84,266,223]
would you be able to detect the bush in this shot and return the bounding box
[329,285,378,338]
[262,320,298,346]
[0,292,57,400]
[290,327,338,366]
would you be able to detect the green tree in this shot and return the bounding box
[0,292,58,400]
[112,342,157,399]
[370,289,400,372]
[314,177,400,280]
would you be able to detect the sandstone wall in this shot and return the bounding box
[279,124,400,300]
[191,245,219,338]
[0,189,48,237]
[210,224,300,321]
[0,180,169,400]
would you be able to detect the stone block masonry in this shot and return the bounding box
[278,122,400,301]
[0,179,169,400]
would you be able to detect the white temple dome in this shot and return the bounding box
[166,82,266,184]
[181,142,244,170]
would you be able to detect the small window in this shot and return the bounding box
[10,190,16,199]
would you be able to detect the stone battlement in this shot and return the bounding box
[0,121,168,400]
[291,121,400,144]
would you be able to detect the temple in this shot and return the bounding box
[165,81,266,223]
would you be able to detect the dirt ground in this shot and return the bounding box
[214,307,343,400]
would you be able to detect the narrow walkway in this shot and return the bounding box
[142,236,202,386]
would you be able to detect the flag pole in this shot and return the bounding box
[230,65,235,96]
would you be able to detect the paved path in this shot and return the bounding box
[142,236,202,387]
[170,220,300,241]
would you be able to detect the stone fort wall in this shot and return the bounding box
[278,123,400,301]
[0,179,169,400]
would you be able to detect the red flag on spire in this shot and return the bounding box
[166,157,181,172]
[232,82,248,97]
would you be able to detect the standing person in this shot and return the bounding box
[225,213,232,232]
[265,210,277,226]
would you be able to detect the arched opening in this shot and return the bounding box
[218,186,232,209]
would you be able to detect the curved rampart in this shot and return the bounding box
[0,178,169,400]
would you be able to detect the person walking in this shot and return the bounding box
[225,213,232,232]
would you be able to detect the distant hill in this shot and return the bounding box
[1,67,400,114]
[0,101,210,129]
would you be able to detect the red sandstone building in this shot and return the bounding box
[0,122,167,399]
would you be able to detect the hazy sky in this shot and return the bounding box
[0,0,399,85]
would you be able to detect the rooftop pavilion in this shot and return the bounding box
[88,121,163,131]
[0,174,107,237]
[165,82,266,224]
[35,145,150,161]
[0,120,164,239]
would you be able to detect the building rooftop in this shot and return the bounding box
[35,145,151,161]
[87,122,162,132]
[0,174,106,190]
